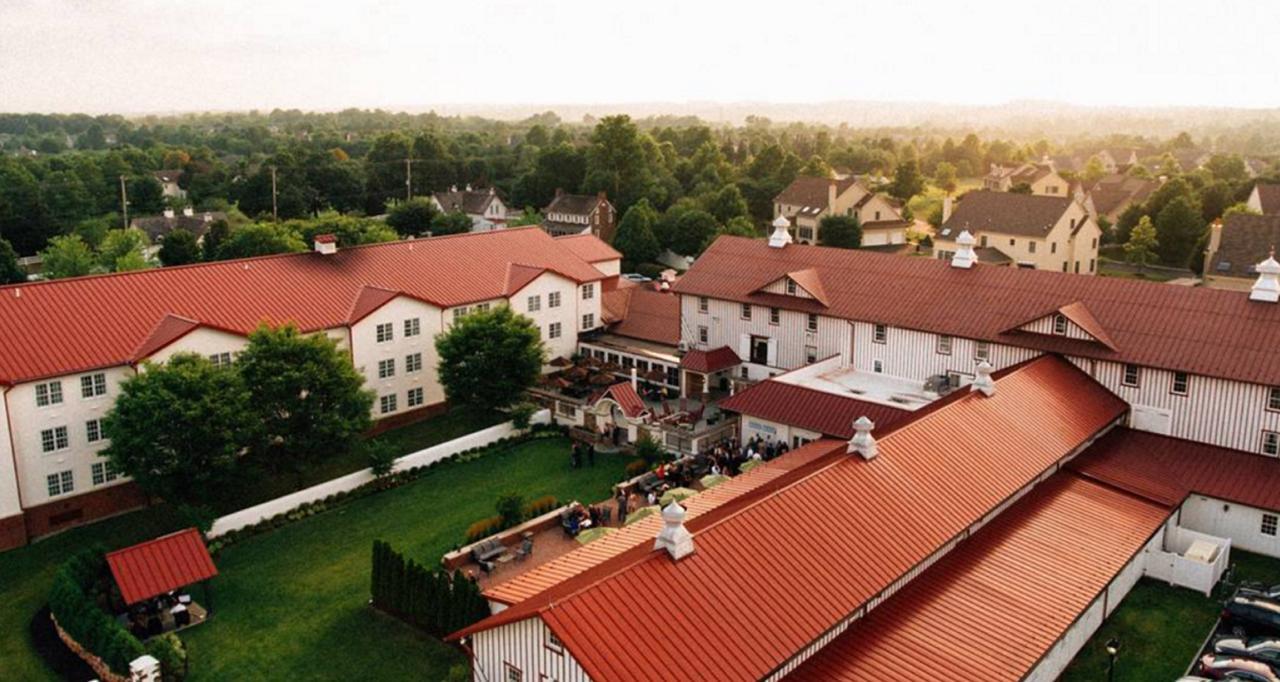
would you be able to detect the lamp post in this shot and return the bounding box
[1105,637,1121,682]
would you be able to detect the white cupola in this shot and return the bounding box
[951,230,977,269]
[1250,249,1280,303]
[971,361,995,396]
[654,502,695,561]
[847,416,877,460]
[768,215,793,248]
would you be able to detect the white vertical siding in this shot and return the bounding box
[1018,314,1099,342]
[848,321,1038,380]
[682,297,850,377]
[1180,496,1280,558]
[471,617,591,682]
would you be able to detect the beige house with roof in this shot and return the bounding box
[983,162,1068,196]
[933,190,1100,273]
[773,176,909,246]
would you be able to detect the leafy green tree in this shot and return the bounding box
[310,157,366,213]
[670,209,718,257]
[718,216,757,239]
[1203,154,1249,185]
[215,222,306,260]
[103,354,254,505]
[514,143,586,209]
[436,306,544,412]
[289,213,397,246]
[1114,203,1145,244]
[40,234,97,279]
[704,184,750,224]
[158,229,202,266]
[0,237,26,284]
[613,199,661,266]
[1009,182,1033,195]
[889,157,925,202]
[363,132,413,213]
[0,161,48,255]
[1082,156,1106,183]
[202,219,230,261]
[798,155,833,178]
[98,228,152,272]
[237,324,374,475]
[73,215,115,249]
[583,115,659,211]
[818,214,863,249]
[386,198,440,236]
[430,210,473,236]
[933,162,958,194]
[508,207,542,227]
[127,175,165,215]
[1124,215,1159,272]
[40,170,95,231]
[1154,196,1205,267]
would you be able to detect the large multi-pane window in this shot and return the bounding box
[47,470,74,497]
[582,283,594,300]
[85,419,104,444]
[1123,364,1141,387]
[35,381,63,407]
[92,462,119,486]
[80,373,107,398]
[378,359,395,379]
[548,322,562,339]
[407,387,425,408]
[405,353,423,373]
[379,394,398,415]
[548,292,561,308]
[41,426,69,453]
[376,322,394,343]
[527,295,541,312]
[404,318,421,337]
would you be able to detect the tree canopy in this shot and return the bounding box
[818,214,863,249]
[435,306,544,412]
[386,198,440,236]
[1124,215,1159,271]
[0,237,25,284]
[613,199,661,266]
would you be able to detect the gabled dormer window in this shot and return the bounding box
[786,279,797,295]
[1052,314,1068,335]
[1122,364,1140,388]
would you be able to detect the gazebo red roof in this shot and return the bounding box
[679,346,740,373]
[106,528,218,605]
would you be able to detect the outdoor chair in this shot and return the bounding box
[515,537,533,561]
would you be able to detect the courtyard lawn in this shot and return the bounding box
[1063,551,1280,681]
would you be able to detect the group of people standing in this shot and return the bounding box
[570,440,596,468]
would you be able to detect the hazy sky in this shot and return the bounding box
[1,0,1278,114]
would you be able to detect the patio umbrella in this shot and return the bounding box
[575,527,616,545]
[659,487,697,507]
[589,373,616,386]
[739,459,764,474]
[565,367,589,381]
[582,355,602,368]
[600,361,622,373]
[549,356,574,368]
[700,474,730,489]
[624,505,660,526]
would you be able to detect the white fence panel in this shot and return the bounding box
[208,410,550,537]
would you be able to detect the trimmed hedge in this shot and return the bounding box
[370,540,490,638]
[47,547,144,676]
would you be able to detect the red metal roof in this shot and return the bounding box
[716,378,910,438]
[679,345,740,373]
[106,528,218,605]
[591,381,647,419]
[600,282,680,345]
[455,356,1126,680]
[554,233,622,263]
[1071,428,1280,511]
[0,227,608,385]
[673,236,1280,386]
[790,474,1170,681]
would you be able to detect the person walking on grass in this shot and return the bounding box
[587,442,596,467]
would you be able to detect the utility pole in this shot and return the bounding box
[119,175,129,228]
[405,158,413,201]
[270,165,278,222]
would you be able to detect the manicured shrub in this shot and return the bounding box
[509,402,537,430]
[523,495,558,518]
[465,516,502,543]
[370,540,491,637]
[495,492,525,530]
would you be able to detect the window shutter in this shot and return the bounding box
[738,333,751,360]
[766,338,778,367]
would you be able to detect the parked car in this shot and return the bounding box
[1216,637,1280,666]
[1223,597,1280,637]
[621,273,652,283]
[1199,654,1280,681]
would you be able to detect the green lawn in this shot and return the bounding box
[1063,551,1280,681]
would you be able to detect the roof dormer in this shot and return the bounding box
[1007,301,1117,351]
[756,267,830,306]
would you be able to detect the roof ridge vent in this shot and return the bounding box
[654,502,695,561]
[768,215,793,248]
[847,416,877,460]
[1250,247,1280,303]
[951,230,977,269]
[971,361,995,396]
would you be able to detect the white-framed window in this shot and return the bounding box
[582,314,594,329]
[1172,372,1189,396]
[453,307,468,322]
[46,470,74,497]
[873,359,884,373]
[769,307,780,325]
[785,279,797,295]
[1052,314,1068,335]
[405,353,422,373]
[80,373,108,399]
[41,426,69,453]
[92,461,119,486]
[404,318,421,337]
[504,664,522,682]
[376,322,394,343]
[377,359,395,379]
[807,313,818,332]
[527,295,541,312]
[407,387,424,408]
[698,296,708,313]
[35,381,63,407]
[546,629,564,653]
[582,283,594,300]
[975,341,991,362]
[805,345,818,363]
[936,335,953,355]
[86,419,104,444]
[1029,241,1037,254]
[740,304,752,320]
[548,291,561,308]
[873,324,887,344]
[1269,387,1280,412]
[379,394,398,415]
[1264,431,1280,456]
[558,402,576,417]
[698,326,708,344]
[209,352,233,368]
[475,303,491,313]
[1263,513,1278,537]
[548,322,562,339]
[1122,364,1141,387]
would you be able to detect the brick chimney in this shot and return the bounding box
[951,230,977,269]
[768,215,793,248]
[654,502,695,561]
[827,180,837,210]
[1250,248,1280,303]
[847,416,877,460]
[313,233,338,256]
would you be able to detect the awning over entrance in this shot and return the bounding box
[679,346,740,374]
[107,528,219,605]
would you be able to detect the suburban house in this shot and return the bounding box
[1081,173,1160,224]
[772,176,909,246]
[129,207,227,243]
[1204,213,1280,291]
[933,190,1100,272]
[429,185,509,231]
[1094,148,1140,174]
[153,170,185,200]
[1050,154,1083,175]
[540,190,617,243]
[982,161,1068,196]
[0,227,618,550]
[1247,182,1280,215]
